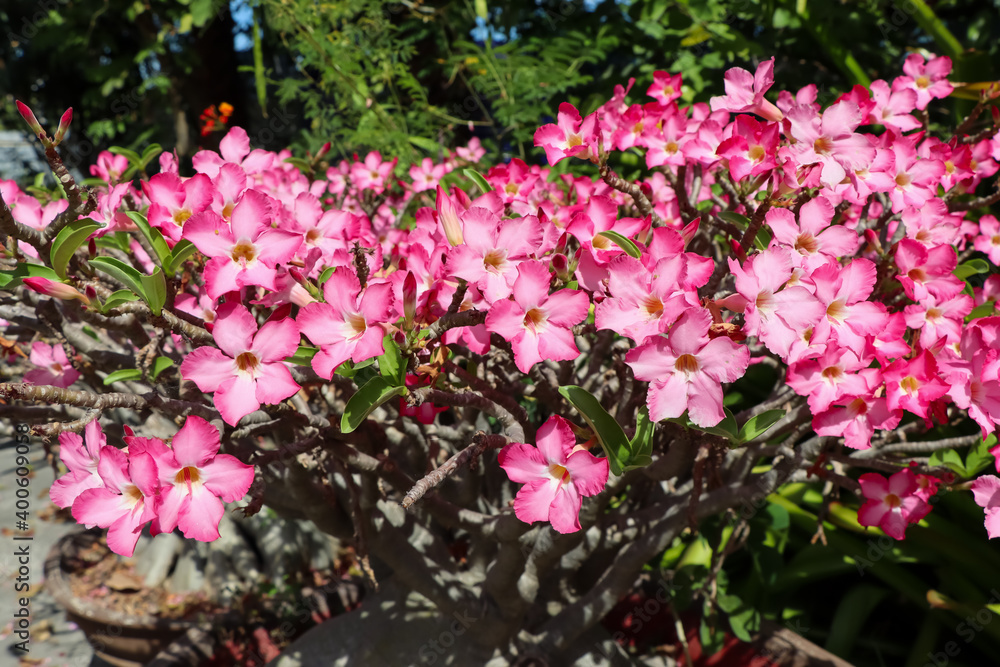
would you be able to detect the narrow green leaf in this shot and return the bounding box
[252,11,268,114]
[559,384,632,476]
[50,220,102,278]
[341,376,408,433]
[141,267,167,315]
[377,334,407,387]
[283,157,312,173]
[630,406,654,456]
[108,146,142,164]
[463,168,493,193]
[89,256,145,296]
[103,368,142,385]
[150,356,174,380]
[101,289,140,312]
[125,211,171,268]
[285,345,318,366]
[738,409,786,443]
[318,266,336,286]
[717,211,751,228]
[0,263,62,289]
[141,143,163,163]
[166,239,198,275]
[955,259,991,280]
[408,135,441,153]
[596,230,641,258]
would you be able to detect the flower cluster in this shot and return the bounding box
[49,417,254,557]
[9,50,1000,547]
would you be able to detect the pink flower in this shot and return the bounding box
[192,126,274,178]
[181,303,301,426]
[73,447,160,557]
[533,103,599,165]
[595,255,689,344]
[89,151,129,183]
[142,172,215,243]
[710,58,783,122]
[485,260,589,373]
[971,476,1000,539]
[50,420,107,509]
[150,416,255,542]
[786,100,875,188]
[869,80,920,133]
[807,259,887,356]
[973,215,1000,266]
[857,469,931,540]
[24,342,80,388]
[895,53,953,110]
[297,268,395,378]
[647,71,683,105]
[447,207,542,303]
[813,378,901,451]
[881,350,949,419]
[21,277,91,306]
[498,415,609,534]
[767,196,859,271]
[183,189,302,299]
[626,308,749,427]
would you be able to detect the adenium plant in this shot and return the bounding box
[3,52,1000,661]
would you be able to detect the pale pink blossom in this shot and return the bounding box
[857,468,931,540]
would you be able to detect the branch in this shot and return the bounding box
[0,191,46,253]
[424,309,486,341]
[409,387,525,442]
[597,158,664,226]
[402,432,509,509]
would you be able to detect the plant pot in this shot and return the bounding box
[43,530,204,667]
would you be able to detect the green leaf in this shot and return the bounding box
[285,345,318,366]
[559,385,633,475]
[101,289,140,312]
[141,267,167,315]
[463,168,492,193]
[965,434,997,477]
[341,376,408,433]
[252,10,267,114]
[103,368,142,385]
[408,135,441,153]
[108,146,141,164]
[596,230,641,258]
[0,262,62,289]
[955,259,991,280]
[318,266,336,286]
[283,157,312,173]
[89,257,167,315]
[630,406,655,460]
[125,211,171,268]
[728,606,760,643]
[669,408,740,441]
[141,143,163,164]
[717,211,751,227]
[377,334,407,387]
[166,239,198,275]
[738,409,786,444]
[929,447,966,475]
[50,220,102,278]
[150,356,174,380]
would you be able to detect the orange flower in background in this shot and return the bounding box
[199,102,234,137]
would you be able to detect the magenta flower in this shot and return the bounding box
[895,53,953,110]
[626,308,749,427]
[150,416,255,542]
[485,260,589,373]
[192,126,274,178]
[24,342,80,388]
[857,468,931,540]
[142,172,214,243]
[50,420,107,509]
[73,447,160,557]
[971,476,1000,539]
[181,303,301,426]
[786,100,875,188]
[447,207,542,303]
[498,415,609,534]
[533,103,599,165]
[297,268,395,379]
[183,189,302,299]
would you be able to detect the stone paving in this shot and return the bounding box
[0,433,104,667]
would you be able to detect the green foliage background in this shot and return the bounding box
[3,0,999,173]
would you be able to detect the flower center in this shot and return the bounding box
[665,141,679,154]
[231,240,257,264]
[523,307,547,332]
[174,466,202,486]
[235,351,260,373]
[567,134,583,148]
[173,209,193,225]
[641,295,664,318]
[124,484,144,505]
[826,299,848,323]
[222,202,235,219]
[549,464,570,483]
[908,267,927,282]
[346,312,367,338]
[50,362,64,374]
[748,144,766,161]
[847,397,868,417]
[822,366,843,381]
[795,233,819,254]
[916,76,930,89]
[675,353,700,374]
[306,228,322,244]
[482,248,508,274]
[895,173,912,188]
[884,493,902,508]
[505,183,520,196]
[591,234,611,250]
[926,307,943,321]
[813,136,833,155]
[900,376,920,394]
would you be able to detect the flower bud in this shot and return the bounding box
[22,277,91,306]
[315,142,332,160]
[15,100,46,141]
[53,107,73,145]
[550,253,570,281]
[436,185,464,246]
[402,271,417,329]
[680,217,700,247]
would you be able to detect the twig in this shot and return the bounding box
[424,309,487,342]
[408,387,525,442]
[402,432,509,509]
